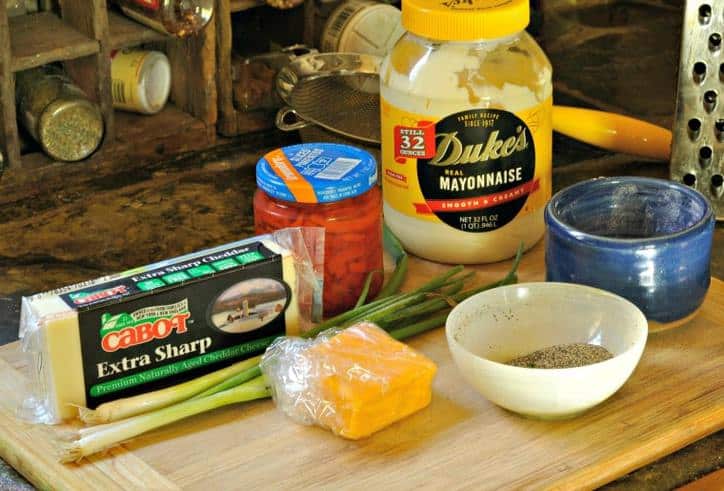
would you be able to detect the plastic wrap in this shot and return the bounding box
[19,227,323,424]
[260,321,437,439]
[270,227,325,326]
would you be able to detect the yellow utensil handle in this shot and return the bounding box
[552,106,672,161]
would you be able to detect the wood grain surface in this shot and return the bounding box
[0,1,21,168]
[0,243,721,490]
[9,12,100,72]
[215,0,277,137]
[0,104,216,209]
[1,3,216,170]
[61,0,115,141]
[167,16,217,126]
[215,0,237,137]
[677,467,724,491]
[107,11,165,50]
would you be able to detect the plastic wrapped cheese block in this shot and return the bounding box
[19,228,323,424]
[260,321,437,439]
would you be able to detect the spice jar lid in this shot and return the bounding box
[401,0,529,41]
[39,98,104,162]
[322,0,405,57]
[256,143,378,204]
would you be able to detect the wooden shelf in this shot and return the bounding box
[12,104,214,178]
[230,0,265,13]
[0,2,216,173]
[9,12,99,72]
[113,104,211,144]
[108,11,165,50]
[219,0,275,136]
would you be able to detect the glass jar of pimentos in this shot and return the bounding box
[116,0,214,37]
[254,143,383,316]
[380,0,553,263]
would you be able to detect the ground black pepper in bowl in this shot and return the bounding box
[506,343,614,369]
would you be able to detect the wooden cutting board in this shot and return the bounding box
[0,243,722,491]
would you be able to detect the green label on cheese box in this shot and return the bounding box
[137,278,166,291]
[187,265,215,277]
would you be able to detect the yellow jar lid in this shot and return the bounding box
[401,0,529,41]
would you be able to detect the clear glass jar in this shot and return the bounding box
[117,0,214,37]
[253,144,383,316]
[321,0,404,57]
[15,66,104,162]
[380,0,553,264]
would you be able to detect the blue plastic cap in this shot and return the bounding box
[256,143,378,204]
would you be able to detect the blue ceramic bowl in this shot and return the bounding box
[545,177,714,331]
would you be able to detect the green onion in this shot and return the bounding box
[302,265,464,338]
[354,270,381,309]
[193,365,262,399]
[60,377,271,463]
[383,273,516,323]
[77,355,262,425]
[375,224,409,299]
[388,311,452,340]
[378,254,408,298]
[63,244,524,461]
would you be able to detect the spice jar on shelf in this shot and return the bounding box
[111,49,171,115]
[15,66,104,162]
[321,0,404,57]
[115,0,214,37]
[254,143,383,317]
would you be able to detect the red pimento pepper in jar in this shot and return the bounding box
[254,143,383,316]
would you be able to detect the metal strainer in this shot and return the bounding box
[275,52,382,145]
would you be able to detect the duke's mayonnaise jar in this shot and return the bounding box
[380,0,553,263]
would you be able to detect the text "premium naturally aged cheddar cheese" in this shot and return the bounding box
[20,234,306,422]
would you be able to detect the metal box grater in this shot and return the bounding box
[670,0,724,220]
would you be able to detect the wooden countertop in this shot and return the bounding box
[0,0,721,488]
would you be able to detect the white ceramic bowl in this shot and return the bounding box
[445,282,648,419]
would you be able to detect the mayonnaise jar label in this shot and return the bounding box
[381,97,552,233]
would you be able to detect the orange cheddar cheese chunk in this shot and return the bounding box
[306,322,437,439]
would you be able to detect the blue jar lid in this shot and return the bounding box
[256,143,378,204]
